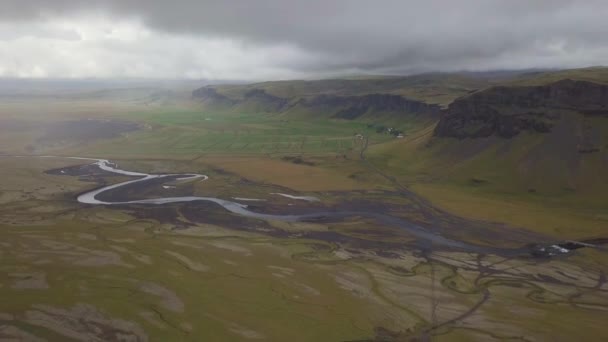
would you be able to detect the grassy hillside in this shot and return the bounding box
[368,76,608,238]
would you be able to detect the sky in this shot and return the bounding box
[0,0,607,80]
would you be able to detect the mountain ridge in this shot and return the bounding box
[192,85,442,121]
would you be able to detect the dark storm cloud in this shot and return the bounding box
[0,0,607,78]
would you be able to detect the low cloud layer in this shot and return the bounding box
[0,0,607,80]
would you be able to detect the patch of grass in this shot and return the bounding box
[198,155,378,191]
[411,182,608,238]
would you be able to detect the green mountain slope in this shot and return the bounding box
[367,75,608,238]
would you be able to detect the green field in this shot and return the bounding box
[89,109,384,157]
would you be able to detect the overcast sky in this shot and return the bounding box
[0,0,607,80]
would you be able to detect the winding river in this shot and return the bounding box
[7,155,576,256]
[81,158,489,248]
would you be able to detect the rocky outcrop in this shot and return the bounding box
[192,87,235,106]
[298,93,441,119]
[434,79,608,139]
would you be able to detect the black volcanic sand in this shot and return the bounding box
[49,163,417,254]
[95,175,192,202]
[45,163,128,199]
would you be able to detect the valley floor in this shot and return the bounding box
[1,97,607,341]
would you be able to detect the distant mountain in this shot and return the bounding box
[193,73,492,108]
[193,85,442,125]
[191,73,497,127]
[192,67,608,115]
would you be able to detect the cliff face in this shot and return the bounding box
[242,89,289,112]
[192,86,440,119]
[299,94,441,119]
[434,79,608,139]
